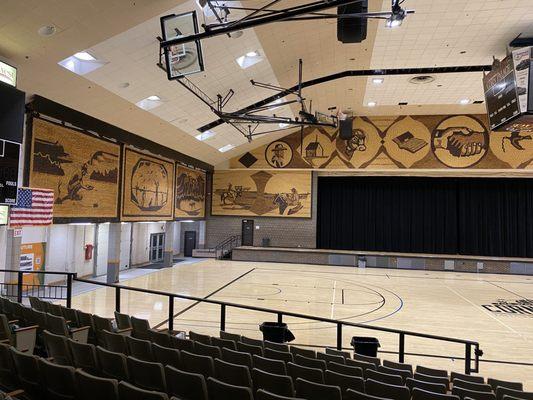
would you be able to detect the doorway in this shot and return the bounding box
[149,233,165,263]
[242,219,254,246]
[184,231,197,257]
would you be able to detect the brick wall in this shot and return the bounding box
[205,173,318,249]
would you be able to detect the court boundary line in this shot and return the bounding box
[153,267,256,329]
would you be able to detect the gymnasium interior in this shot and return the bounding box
[1,1,533,400]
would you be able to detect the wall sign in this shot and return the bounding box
[0,140,20,205]
[0,60,17,87]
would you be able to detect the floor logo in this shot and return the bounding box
[482,299,533,315]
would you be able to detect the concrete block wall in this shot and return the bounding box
[204,173,318,249]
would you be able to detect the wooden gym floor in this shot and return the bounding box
[71,259,533,389]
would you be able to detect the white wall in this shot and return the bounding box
[130,222,165,266]
[173,221,181,255]
[119,223,132,270]
[95,223,109,276]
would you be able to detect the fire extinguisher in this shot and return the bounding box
[84,244,94,260]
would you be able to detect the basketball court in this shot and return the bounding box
[71,259,533,388]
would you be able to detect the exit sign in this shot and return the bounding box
[0,60,17,87]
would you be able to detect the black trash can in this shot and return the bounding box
[262,237,271,247]
[259,322,295,343]
[350,336,380,357]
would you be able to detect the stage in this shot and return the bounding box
[231,246,533,275]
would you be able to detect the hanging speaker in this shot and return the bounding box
[339,118,354,140]
[337,1,368,44]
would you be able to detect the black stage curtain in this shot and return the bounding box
[317,177,533,258]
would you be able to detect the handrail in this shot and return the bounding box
[73,276,482,373]
[0,269,77,276]
[214,235,241,259]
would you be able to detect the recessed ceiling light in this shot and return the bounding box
[367,101,377,107]
[459,98,470,105]
[236,50,263,69]
[246,51,259,57]
[58,51,107,75]
[136,95,163,111]
[231,30,244,39]
[279,123,290,128]
[409,75,435,84]
[38,25,56,37]
[372,78,384,84]
[195,130,216,141]
[73,51,95,61]
[218,144,235,153]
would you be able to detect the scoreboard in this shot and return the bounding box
[0,139,20,205]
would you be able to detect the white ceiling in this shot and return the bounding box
[2,0,533,166]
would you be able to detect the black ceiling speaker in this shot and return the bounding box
[339,118,354,140]
[337,1,368,44]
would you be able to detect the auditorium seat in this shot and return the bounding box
[180,350,215,378]
[345,358,377,375]
[365,378,410,400]
[0,314,37,354]
[326,347,351,359]
[126,335,154,361]
[345,388,387,400]
[265,341,290,353]
[117,381,169,400]
[220,330,242,343]
[152,343,180,369]
[9,347,41,399]
[61,306,80,327]
[325,370,365,398]
[93,315,131,346]
[327,361,363,378]
[75,369,119,400]
[265,347,294,363]
[102,329,128,354]
[75,311,96,344]
[252,368,295,398]
[211,336,237,350]
[149,330,173,348]
[353,353,381,367]
[454,379,493,392]
[165,366,208,400]
[221,347,253,369]
[253,355,287,375]
[406,377,447,394]
[416,365,449,378]
[171,336,195,352]
[487,379,523,392]
[113,312,132,330]
[365,368,404,386]
[189,331,212,345]
[318,352,346,365]
[414,372,450,388]
[97,346,129,381]
[377,365,412,383]
[207,376,254,400]
[452,386,496,400]
[383,360,413,374]
[68,339,100,375]
[295,377,342,400]
[214,358,253,387]
[47,302,64,317]
[127,356,166,393]
[241,336,264,348]
[256,389,305,400]
[295,354,327,370]
[238,341,264,357]
[287,362,324,384]
[45,313,89,343]
[0,343,18,389]
[130,316,151,340]
[43,330,74,365]
[290,346,317,359]
[496,388,533,400]
[194,341,222,359]
[39,358,77,400]
[451,372,485,384]
[412,388,460,400]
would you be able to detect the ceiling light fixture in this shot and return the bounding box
[279,123,290,128]
[367,101,377,107]
[372,78,384,84]
[136,95,163,111]
[195,130,216,141]
[236,50,263,69]
[58,51,107,75]
[246,51,259,57]
[38,25,56,37]
[73,51,96,61]
[386,2,406,28]
[459,98,470,105]
[218,144,235,153]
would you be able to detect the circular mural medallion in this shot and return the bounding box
[265,140,293,168]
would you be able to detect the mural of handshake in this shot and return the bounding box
[433,127,487,157]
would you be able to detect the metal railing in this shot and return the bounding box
[0,269,76,307]
[73,275,482,374]
[214,235,241,259]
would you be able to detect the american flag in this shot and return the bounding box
[9,188,54,227]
